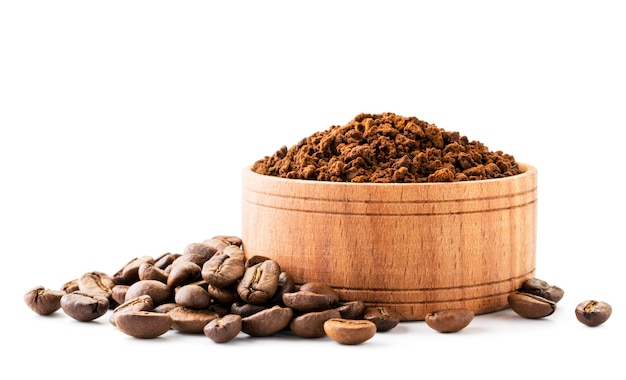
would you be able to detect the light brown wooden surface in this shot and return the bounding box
[241,164,537,321]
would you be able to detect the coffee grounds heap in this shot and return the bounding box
[252,112,521,183]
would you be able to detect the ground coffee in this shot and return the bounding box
[252,112,521,183]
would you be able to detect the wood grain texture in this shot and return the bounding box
[241,164,537,320]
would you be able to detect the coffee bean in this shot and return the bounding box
[167,261,202,288]
[60,292,109,322]
[183,242,219,261]
[111,285,129,305]
[289,308,341,338]
[204,314,242,343]
[521,278,564,303]
[508,291,556,318]
[363,306,400,332]
[109,295,154,327]
[575,300,612,327]
[77,272,115,299]
[125,279,172,305]
[206,284,239,305]
[336,300,365,319]
[298,282,340,304]
[230,301,267,318]
[237,259,281,305]
[24,286,66,315]
[425,308,474,333]
[138,263,169,283]
[268,272,296,305]
[113,256,155,285]
[154,253,179,270]
[115,311,172,339]
[324,318,377,345]
[174,284,212,309]
[282,290,334,312]
[169,306,220,334]
[241,305,293,337]
[201,246,246,288]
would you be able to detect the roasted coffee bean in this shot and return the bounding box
[204,314,242,343]
[241,305,293,337]
[363,306,400,332]
[169,306,220,334]
[174,284,212,309]
[202,237,232,252]
[109,295,154,327]
[77,271,115,299]
[154,253,179,270]
[115,311,172,339]
[425,308,474,333]
[282,290,334,312]
[324,318,377,345]
[113,256,155,285]
[237,259,281,305]
[111,285,129,305]
[290,308,342,338]
[153,302,180,314]
[336,300,365,319]
[125,280,172,305]
[508,291,556,318]
[61,279,79,293]
[269,272,296,305]
[138,263,169,283]
[167,261,202,288]
[206,284,239,305]
[575,300,612,327]
[183,242,219,260]
[60,292,109,322]
[210,235,243,247]
[245,255,271,267]
[24,286,66,315]
[299,282,340,304]
[201,245,245,288]
[169,253,207,270]
[231,301,268,318]
[521,278,565,303]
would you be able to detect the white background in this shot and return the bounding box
[1,1,624,378]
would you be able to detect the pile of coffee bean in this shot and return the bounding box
[24,235,404,345]
[23,235,613,345]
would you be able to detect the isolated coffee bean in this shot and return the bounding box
[24,286,66,315]
[109,295,154,327]
[508,291,556,318]
[61,292,109,322]
[363,306,400,332]
[324,318,377,345]
[521,278,564,303]
[241,305,293,337]
[174,284,212,309]
[169,306,220,334]
[201,245,245,288]
[237,259,281,305]
[115,311,172,339]
[289,308,341,338]
[425,308,474,333]
[125,280,172,305]
[575,300,612,327]
[204,314,242,343]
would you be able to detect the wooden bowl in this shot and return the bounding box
[241,164,537,321]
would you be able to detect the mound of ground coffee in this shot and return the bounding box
[252,112,521,183]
